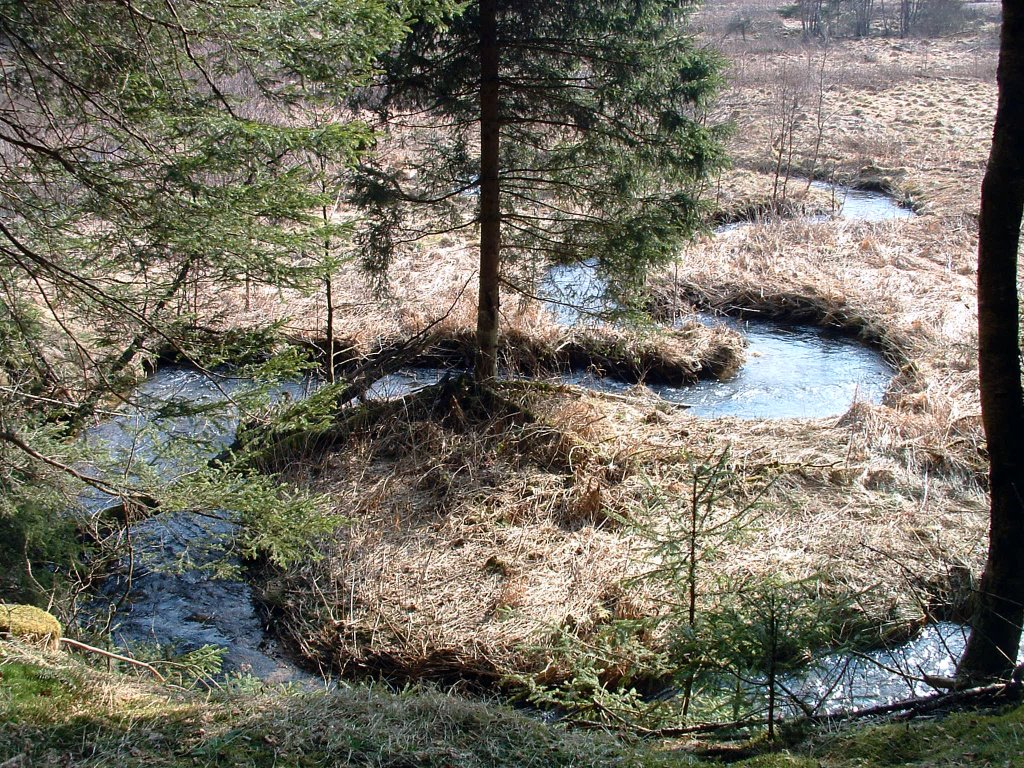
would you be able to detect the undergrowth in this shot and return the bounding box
[3,640,1023,767]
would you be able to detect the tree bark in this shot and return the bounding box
[957,0,1024,682]
[475,0,501,383]
[325,273,336,384]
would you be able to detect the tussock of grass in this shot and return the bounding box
[408,323,746,385]
[254,368,986,685]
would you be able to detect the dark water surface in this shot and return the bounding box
[85,368,314,684]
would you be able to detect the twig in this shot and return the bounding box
[0,429,147,500]
[59,637,166,683]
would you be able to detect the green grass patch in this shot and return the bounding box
[1,647,656,767]
[4,642,1023,768]
[0,661,80,718]
[826,704,1024,767]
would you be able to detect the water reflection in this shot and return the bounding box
[567,315,892,419]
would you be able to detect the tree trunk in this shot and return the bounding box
[957,0,1024,683]
[325,273,336,384]
[475,0,501,383]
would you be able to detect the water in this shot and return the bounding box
[567,315,892,419]
[85,368,314,684]
[538,257,893,419]
[541,260,615,325]
[86,365,990,709]
[364,367,450,400]
[80,176,907,690]
[788,622,1023,715]
[715,181,914,233]
[789,623,969,712]
[807,180,915,223]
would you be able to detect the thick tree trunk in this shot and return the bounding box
[957,0,1024,683]
[475,0,501,383]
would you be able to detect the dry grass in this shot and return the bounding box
[214,4,1001,688]
[258,372,987,682]
[0,639,642,767]
[701,16,998,219]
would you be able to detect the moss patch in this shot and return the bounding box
[0,605,62,648]
[823,703,1024,767]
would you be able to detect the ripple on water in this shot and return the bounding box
[786,622,1024,714]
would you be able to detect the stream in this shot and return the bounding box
[716,180,915,232]
[87,365,1001,707]
[83,369,315,684]
[84,180,995,711]
[807,180,915,223]
[540,254,893,419]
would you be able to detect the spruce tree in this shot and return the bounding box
[0,0,454,420]
[0,0,455,600]
[350,0,726,381]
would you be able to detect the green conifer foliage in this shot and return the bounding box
[351,0,727,379]
[0,0,454,415]
[0,0,457,604]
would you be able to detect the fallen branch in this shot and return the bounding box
[59,637,166,683]
[612,680,1022,744]
[806,678,1023,724]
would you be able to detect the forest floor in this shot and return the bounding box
[4,638,1024,768]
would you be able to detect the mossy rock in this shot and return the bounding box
[0,604,62,649]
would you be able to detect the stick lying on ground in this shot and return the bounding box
[60,637,166,683]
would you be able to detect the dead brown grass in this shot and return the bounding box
[258,369,987,683]
[701,17,998,220]
[227,8,1001,687]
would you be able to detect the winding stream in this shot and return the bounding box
[540,256,893,419]
[564,313,892,419]
[716,180,915,233]
[807,180,915,222]
[84,181,987,711]
[89,366,996,706]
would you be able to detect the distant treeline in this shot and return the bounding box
[769,0,982,38]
